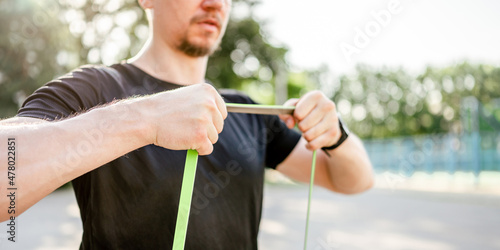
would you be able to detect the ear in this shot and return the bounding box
[138,0,154,9]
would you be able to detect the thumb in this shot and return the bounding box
[279,114,295,129]
[279,98,299,129]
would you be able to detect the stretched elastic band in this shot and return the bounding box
[172,104,318,250]
[172,149,199,250]
[303,150,317,249]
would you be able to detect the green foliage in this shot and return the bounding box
[207,0,290,104]
[0,0,76,118]
[331,63,500,138]
[0,0,288,116]
[286,71,318,99]
[0,0,147,118]
[208,18,287,88]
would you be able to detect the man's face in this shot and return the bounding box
[152,0,231,57]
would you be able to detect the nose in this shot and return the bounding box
[201,0,228,11]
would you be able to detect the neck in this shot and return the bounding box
[128,38,208,85]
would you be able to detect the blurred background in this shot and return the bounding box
[0,0,499,249]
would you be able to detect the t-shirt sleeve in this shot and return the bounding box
[17,66,104,121]
[263,114,302,169]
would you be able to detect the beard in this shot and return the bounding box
[177,36,218,57]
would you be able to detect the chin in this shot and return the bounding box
[179,40,216,57]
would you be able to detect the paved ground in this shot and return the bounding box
[259,184,500,250]
[1,184,499,250]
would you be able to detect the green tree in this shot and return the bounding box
[329,63,500,138]
[0,0,76,118]
[0,0,291,118]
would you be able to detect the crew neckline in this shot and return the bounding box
[119,62,212,87]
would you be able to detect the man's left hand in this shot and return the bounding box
[279,91,341,151]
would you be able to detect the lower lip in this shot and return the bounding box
[198,23,218,32]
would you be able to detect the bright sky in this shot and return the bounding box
[253,0,500,74]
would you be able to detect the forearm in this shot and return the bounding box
[321,135,374,194]
[0,98,149,221]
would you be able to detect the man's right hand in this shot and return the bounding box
[140,83,228,155]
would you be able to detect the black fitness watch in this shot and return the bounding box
[321,118,349,155]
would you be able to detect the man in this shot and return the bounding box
[0,0,373,249]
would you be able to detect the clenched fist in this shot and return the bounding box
[141,83,227,155]
[279,91,341,151]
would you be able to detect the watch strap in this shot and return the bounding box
[321,119,349,155]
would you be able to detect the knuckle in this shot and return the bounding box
[320,104,330,113]
[297,121,307,131]
[294,110,305,121]
[201,82,213,91]
[303,132,313,142]
[205,84,218,95]
[201,96,213,106]
[201,142,214,155]
[193,127,207,142]
[204,113,213,123]
[194,114,209,125]
[204,100,216,112]
[279,114,291,120]
[309,141,319,150]
[207,144,214,154]
[217,121,224,133]
[328,128,338,138]
[330,101,336,109]
[284,98,299,106]
[198,147,208,155]
[313,90,323,97]
[309,90,323,99]
[212,133,219,144]
[221,108,228,119]
[324,101,336,112]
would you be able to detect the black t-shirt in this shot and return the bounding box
[17,63,301,249]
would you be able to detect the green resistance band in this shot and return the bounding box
[304,150,317,250]
[172,149,199,250]
[172,103,317,250]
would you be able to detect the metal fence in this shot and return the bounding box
[364,132,500,176]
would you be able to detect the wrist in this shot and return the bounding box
[113,97,154,147]
[322,119,349,155]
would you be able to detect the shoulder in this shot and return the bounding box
[47,64,127,101]
[58,64,124,84]
[44,64,118,95]
[17,64,126,120]
[54,63,135,99]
